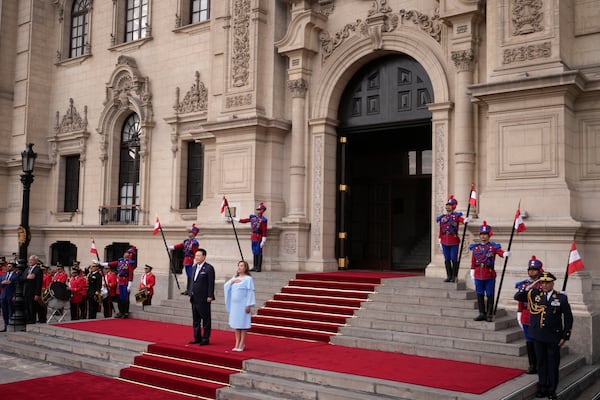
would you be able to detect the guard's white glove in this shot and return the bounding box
[127,281,132,293]
[438,238,443,251]
[503,251,512,258]
[470,269,475,281]
[228,216,240,223]
[168,245,175,251]
[99,262,109,267]
[260,237,267,248]
[464,217,471,224]
[516,312,523,330]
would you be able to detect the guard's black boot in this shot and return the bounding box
[474,295,486,321]
[255,254,262,272]
[486,295,495,322]
[444,261,452,282]
[451,261,459,282]
[251,255,258,271]
[526,341,537,374]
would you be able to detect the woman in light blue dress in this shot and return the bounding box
[224,260,256,351]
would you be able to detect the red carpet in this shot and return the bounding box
[0,371,192,400]
[52,319,524,394]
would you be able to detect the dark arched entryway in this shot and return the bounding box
[337,54,433,270]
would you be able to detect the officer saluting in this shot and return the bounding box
[514,271,573,400]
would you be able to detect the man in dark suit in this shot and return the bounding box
[22,255,44,324]
[1,260,18,331]
[514,271,573,400]
[189,249,215,345]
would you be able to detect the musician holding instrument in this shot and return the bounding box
[86,262,103,319]
[100,247,136,319]
[102,265,117,318]
[68,265,86,320]
[1,260,18,332]
[138,265,156,306]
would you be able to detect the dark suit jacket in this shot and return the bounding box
[190,262,215,307]
[514,288,573,343]
[0,270,18,300]
[22,265,43,297]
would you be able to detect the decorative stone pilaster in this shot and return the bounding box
[286,78,309,220]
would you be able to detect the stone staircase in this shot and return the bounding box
[0,273,598,400]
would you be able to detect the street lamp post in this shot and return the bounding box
[10,143,37,331]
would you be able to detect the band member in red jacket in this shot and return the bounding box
[53,263,68,283]
[102,265,117,318]
[101,247,136,319]
[469,221,510,322]
[68,266,86,320]
[139,265,156,306]
[169,224,199,295]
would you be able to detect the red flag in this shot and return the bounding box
[90,239,99,259]
[220,196,229,213]
[514,208,526,233]
[568,241,585,275]
[469,186,477,206]
[153,217,161,235]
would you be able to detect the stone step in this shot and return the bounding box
[347,317,523,343]
[222,360,410,400]
[354,305,511,325]
[379,276,468,290]
[3,324,148,377]
[372,287,477,301]
[330,335,529,369]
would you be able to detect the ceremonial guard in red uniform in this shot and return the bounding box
[436,195,468,281]
[469,221,510,321]
[101,247,136,318]
[234,202,268,272]
[68,266,86,320]
[514,272,573,400]
[139,265,156,306]
[515,256,544,374]
[102,265,117,318]
[170,224,199,295]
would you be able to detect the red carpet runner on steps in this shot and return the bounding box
[1,271,524,399]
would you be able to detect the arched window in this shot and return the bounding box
[70,0,90,57]
[119,113,141,223]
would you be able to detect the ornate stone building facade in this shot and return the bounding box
[0,0,598,361]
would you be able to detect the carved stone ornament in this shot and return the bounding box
[55,98,88,134]
[319,5,442,61]
[318,0,335,16]
[287,79,308,98]
[225,93,253,108]
[451,48,475,72]
[503,41,551,64]
[175,71,208,113]
[231,0,251,87]
[512,0,544,36]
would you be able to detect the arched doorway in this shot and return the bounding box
[337,54,433,270]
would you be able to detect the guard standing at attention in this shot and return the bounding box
[436,195,468,282]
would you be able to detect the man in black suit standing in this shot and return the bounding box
[22,255,44,324]
[514,271,573,400]
[189,249,215,346]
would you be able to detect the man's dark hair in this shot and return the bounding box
[198,248,207,256]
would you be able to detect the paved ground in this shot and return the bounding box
[0,340,73,385]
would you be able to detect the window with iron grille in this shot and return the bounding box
[119,113,141,222]
[125,0,148,42]
[191,0,210,24]
[186,141,204,209]
[70,0,90,57]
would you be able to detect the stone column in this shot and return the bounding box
[286,78,308,220]
[451,48,475,204]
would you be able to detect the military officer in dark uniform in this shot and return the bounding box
[514,271,573,400]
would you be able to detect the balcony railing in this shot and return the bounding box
[99,204,140,225]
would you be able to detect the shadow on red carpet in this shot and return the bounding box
[41,318,525,395]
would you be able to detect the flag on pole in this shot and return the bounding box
[153,217,161,235]
[514,208,526,233]
[90,239,99,260]
[220,196,229,214]
[567,241,585,275]
[469,186,477,206]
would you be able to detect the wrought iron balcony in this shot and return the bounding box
[99,204,140,225]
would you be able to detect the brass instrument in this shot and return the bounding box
[41,287,52,304]
[135,289,148,303]
[94,290,102,304]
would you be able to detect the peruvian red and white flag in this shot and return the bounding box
[567,241,585,275]
[90,239,99,260]
[220,196,229,214]
[514,208,526,233]
[469,186,477,206]
[153,217,161,235]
